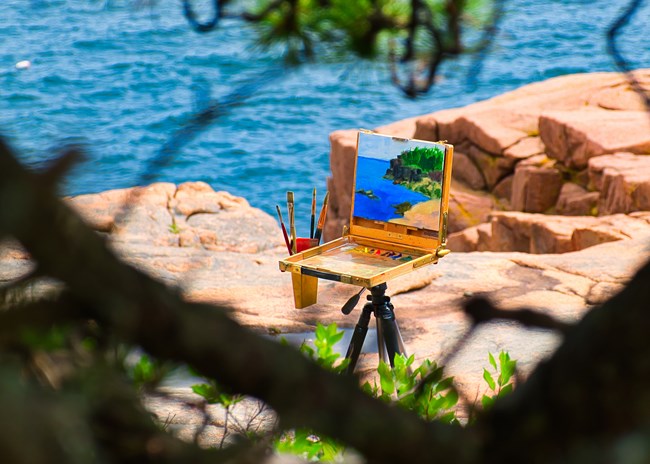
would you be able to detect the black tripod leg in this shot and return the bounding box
[344,304,373,375]
[376,304,403,368]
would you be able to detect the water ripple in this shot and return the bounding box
[1,0,649,232]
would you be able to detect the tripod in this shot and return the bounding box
[343,283,408,374]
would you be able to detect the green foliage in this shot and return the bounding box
[481,351,517,409]
[399,146,445,173]
[129,353,173,392]
[364,354,459,424]
[279,326,518,460]
[191,378,243,408]
[277,323,347,461]
[20,325,70,351]
[299,323,350,373]
[168,222,181,234]
[275,429,344,462]
[250,0,494,63]
[408,178,443,199]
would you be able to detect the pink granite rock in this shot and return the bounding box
[462,143,516,190]
[587,76,650,111]
[588,153,650,215]
[510,163,563,213]
[323,130,358,242]
[476,211,650,254]
[451,150,486,190]
[503,136,545,161]
[4,181,650,438]
[539,110,650,169]
[492,175,514,201]
[555,183,599,216]
[448,188,496,233]
[325,70,650,244]
[66,186,133,232]
[68,182,283,254]
[447,223,492,252]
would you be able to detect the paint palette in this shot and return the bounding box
[279,130,454,308]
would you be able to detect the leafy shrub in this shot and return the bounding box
[481,351,517,409]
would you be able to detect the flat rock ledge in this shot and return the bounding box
[2,180,650,450]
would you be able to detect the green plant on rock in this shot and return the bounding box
[276,323,347,461]
[192,376,246,448]
[192,378,243,408]
[129,353,174,392]
[168,222,181,234]
[275,429,344,462]
[299,322,350,374]
[481,351,517,409]
[363,354,459,424]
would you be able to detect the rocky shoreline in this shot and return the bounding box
[2,70,650,449]
[325,69,650,254]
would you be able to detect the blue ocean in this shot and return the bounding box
[354,157,429,222]
[1,1,649,233]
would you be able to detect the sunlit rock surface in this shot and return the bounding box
[325,70,650,252]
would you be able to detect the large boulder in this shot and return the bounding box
[68,182,283,255]
[539,110,650,169]
[510,158,563,213]
[588,152,650,215]
[555,183,599,216]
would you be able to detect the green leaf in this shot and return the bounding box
[192,383,217,403]
[378,361,395,395]
[434,376,455,394]
[394,353,407,370]
[442,389,459,409]
[315,323,327,341]
[498,358,517,387]
[299,342,315,358]
[488,352,497,370]
[481,394,494,409]
[483,368,496,391]
[498,383,514,397]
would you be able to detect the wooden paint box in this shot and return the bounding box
[280,130,454,308]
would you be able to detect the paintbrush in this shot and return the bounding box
[310,187,316,239]
[287,191,297,254]
[276,205,292,255]
[313,191,329,244]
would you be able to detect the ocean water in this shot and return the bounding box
[1,0,649,233]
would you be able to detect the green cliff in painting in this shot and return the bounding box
[384,146,444,199]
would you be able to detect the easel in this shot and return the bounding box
[342,283,408,374]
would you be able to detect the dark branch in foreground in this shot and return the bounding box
[464,297,574,335]
[3,135,650,463]
[0,137,473,463]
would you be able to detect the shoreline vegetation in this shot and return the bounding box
[384,146,445,217]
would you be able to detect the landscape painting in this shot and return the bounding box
[353,131,446,231]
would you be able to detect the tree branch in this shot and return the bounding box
[0,137,474,462]
[464,297,574,335]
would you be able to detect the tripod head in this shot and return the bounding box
[341,284,392,315]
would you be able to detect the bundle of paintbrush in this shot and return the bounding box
[275,189,329,255]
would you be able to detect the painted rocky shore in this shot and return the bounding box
[2,70,650,447]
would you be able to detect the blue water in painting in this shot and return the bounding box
[1,1,649,233]
[354,157,429,223]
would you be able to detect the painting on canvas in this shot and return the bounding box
[353,132,446,232]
